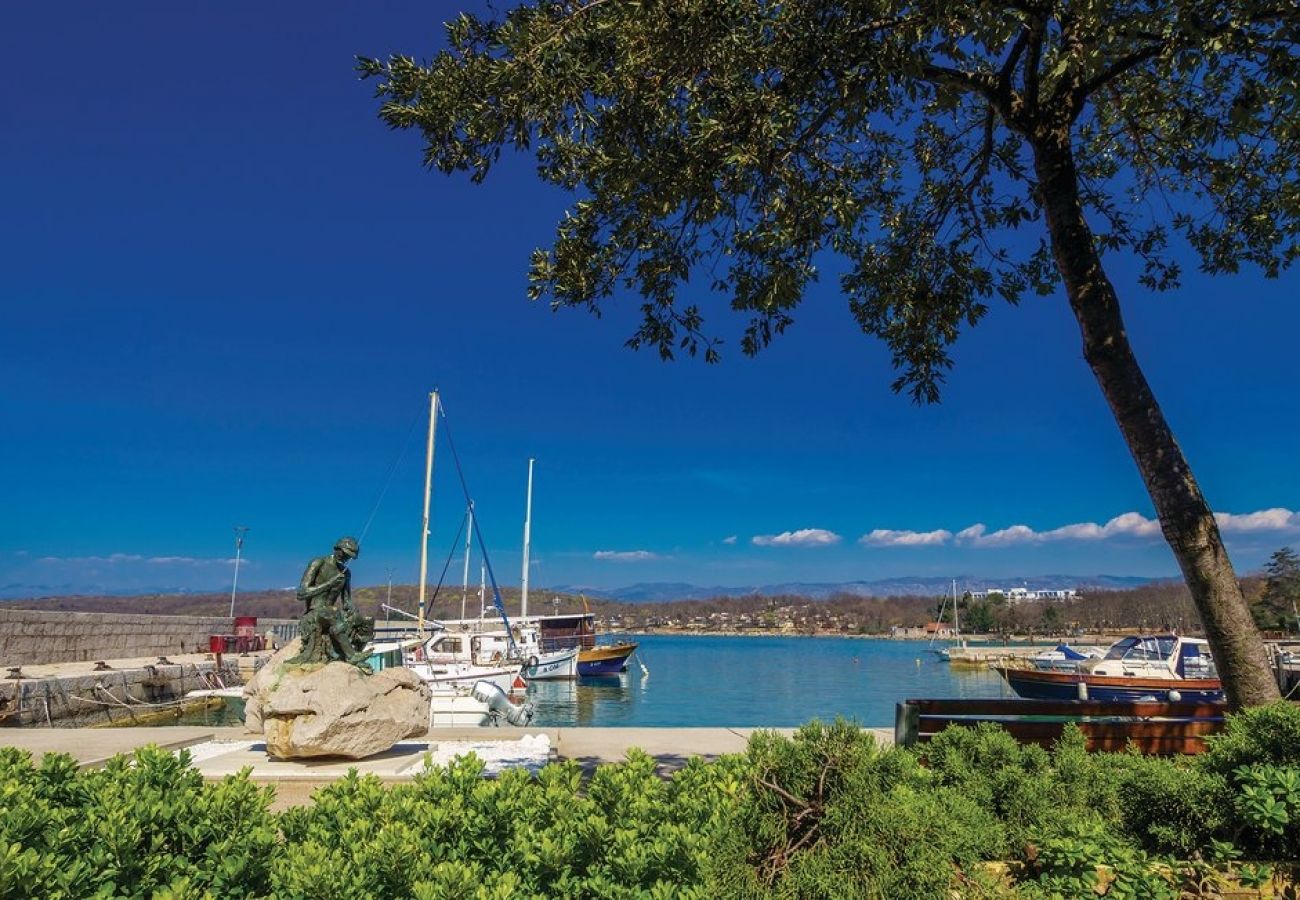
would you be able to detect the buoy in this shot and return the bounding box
[1076,680,1089,701]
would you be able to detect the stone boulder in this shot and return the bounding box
[243,638,303,734]
[244,650,431,759]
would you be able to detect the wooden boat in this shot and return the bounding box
[577,641,639,676]
[995,634,1224,703]
[529,610,639,676]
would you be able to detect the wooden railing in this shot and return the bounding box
[895,698,1227,755]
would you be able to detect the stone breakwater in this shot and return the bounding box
[0,608,295,666]
[0,652,253,728]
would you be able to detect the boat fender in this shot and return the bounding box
[1168,689,1182,703]
[525,655,539,672]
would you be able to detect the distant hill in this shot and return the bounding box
[555,574,1159,603]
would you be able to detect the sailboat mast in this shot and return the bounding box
[952,579,959,637]
[520,458,534,621]
[417,390,439,634]
[460,502,473,623]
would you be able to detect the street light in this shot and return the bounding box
[228,526,249,618]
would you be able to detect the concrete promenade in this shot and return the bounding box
[0,724,895,808]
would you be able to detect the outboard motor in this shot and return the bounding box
[471,680,534,726]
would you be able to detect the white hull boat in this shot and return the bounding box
[520,647,579,680]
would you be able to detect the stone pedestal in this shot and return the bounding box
[243,645,430,760]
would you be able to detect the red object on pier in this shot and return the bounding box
[233,616,258,636]
[209,635,228,653]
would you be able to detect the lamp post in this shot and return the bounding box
[228,526,249,618]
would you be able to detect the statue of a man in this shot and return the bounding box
[288,536,374,670]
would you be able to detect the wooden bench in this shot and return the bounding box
[895,698,1227,755]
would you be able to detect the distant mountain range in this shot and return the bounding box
[1,574,1162,603]
[550,574,1161,603]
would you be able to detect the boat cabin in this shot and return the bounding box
[532,614,597,653]
[1085,634,1217,679]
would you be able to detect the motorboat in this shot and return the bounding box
[995,634,1224,703]
[1029,643,1105,672]
[367,634,534,725]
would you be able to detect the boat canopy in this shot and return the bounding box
[1103,635,1178,662]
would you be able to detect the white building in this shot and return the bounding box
[968,587,1079,603]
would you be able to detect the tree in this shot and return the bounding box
[1255,547,1300,632]
[361,0,1299,706]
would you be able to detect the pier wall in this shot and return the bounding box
[0,657,248,728]
[0,609,296,666]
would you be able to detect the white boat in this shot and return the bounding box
[1029,642,1105,672]
[996,633,1224,703]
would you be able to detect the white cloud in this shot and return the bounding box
[28,553,233,567]
[952,513,1162,547]
[592,550,661,562]
[965,524,1040,547]
[1215,508,1300,534]
[870,508,1292,550]
[722,535,738,545]
[860,528,952,547]
[752,528,842,547]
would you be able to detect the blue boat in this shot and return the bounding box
[535,612,639,676]
[577,642,639,676]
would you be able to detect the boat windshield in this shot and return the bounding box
[1104,636,1177,661]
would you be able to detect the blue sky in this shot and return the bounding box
[2,2,1298,598]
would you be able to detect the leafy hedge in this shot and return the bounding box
[2,704,1299,898]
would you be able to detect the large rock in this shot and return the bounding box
[244,650,431,759]
[242,638,302,734]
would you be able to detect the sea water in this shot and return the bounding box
[142,635,1013,729]
[527,635,1010,728]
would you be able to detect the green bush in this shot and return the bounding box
[3,708,1299,898]
[0,746,277,900]
[1109,753,1229,856]
[1199,701,1300,776]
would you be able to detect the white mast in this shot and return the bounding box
[520,458,535,621]
[952,579,960,641]
[460,502,474,623]
[417,390,439,635]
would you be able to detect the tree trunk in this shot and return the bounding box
[1033,141,1279,709]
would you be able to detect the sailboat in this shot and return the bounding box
[514,459,579,680]
[393,391,534,726]
[931,580,966,660]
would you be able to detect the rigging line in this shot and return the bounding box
[426,507,470,609]
[437,404,519,654]
[357,396,427,545]
[383,505,470,619]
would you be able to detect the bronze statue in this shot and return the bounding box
[288,536,374,670]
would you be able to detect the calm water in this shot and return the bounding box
[526,635,1011,727]
[150,635,1013,729]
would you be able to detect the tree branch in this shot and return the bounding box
[1077,42,1166,99]
[921,64,1003,113]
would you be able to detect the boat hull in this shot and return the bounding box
[995,666,1225,703]
[523,648,579,680]
[429,695,492,727]
[578,642,638,676]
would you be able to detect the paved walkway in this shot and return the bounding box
[0,724,894,807]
